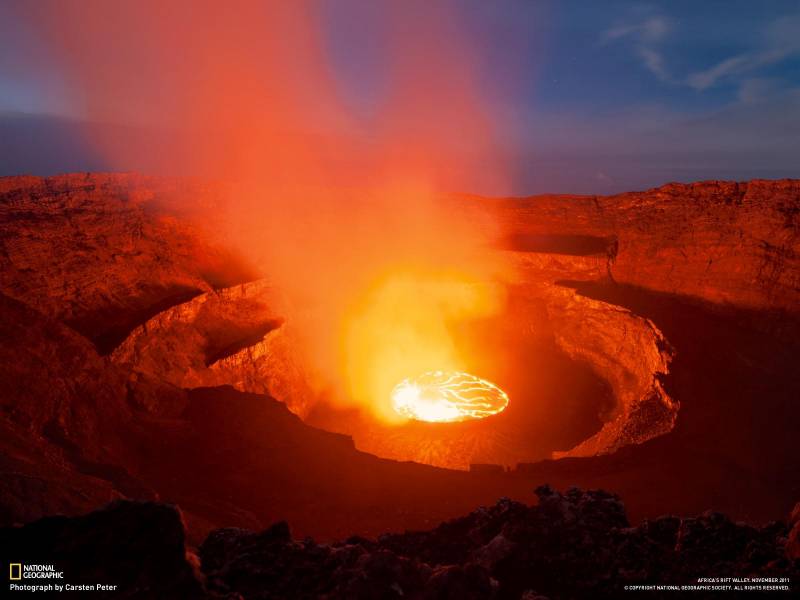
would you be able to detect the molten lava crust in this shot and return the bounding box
[391,370,509,423]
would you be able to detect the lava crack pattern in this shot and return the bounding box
[391,370,509,423]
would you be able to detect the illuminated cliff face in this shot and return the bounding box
[29,176,800,473]
[391,371,509,423]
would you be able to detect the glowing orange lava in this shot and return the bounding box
[391,370,509,423]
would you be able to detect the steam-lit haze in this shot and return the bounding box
[2,0,800,418]
[11,1,505,188]
[7,0,509,419]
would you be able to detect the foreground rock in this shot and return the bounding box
[377,486,798,598]
[3,488,796,599]
[201,486,799,598]
[0,501,206,599]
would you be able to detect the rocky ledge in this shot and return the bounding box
[2,487,798,599]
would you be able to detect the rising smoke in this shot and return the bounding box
[23,0,512,419]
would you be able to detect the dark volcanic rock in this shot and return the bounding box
[424,563,497,599]
[377,496,530,567]
[379,486,631,598]
[200,523,439,599]
[787,502,800,560]
[0,500,207,599]
[4,487,798,599]
[199,486,798,599]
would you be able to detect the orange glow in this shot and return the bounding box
[32,1,513,421]
[392,370,509,423]
[339,272,506,423]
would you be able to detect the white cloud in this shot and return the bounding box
[637,47,672,83]
[686,13,800,91]
[686,49,789,91]
[604,11,800,97]
[601,14,675,83]
[602,16,670,44]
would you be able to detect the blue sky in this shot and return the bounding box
[1,0,799,194]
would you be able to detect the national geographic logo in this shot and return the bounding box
[8,563,64,580]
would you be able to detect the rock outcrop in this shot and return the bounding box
[0,173,254,353]
[787,503,800,561]
[538,284,675,458]
[110,279,315,417]
[4,488,796,599]
[0,500,206,599]
[0,290,186,525]
[477,179,800,314]
[201,485,800,598]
